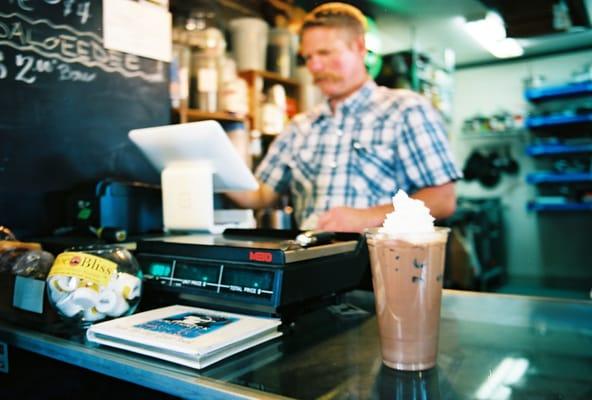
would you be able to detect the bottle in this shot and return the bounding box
[219,57,248,117]
[185,10,226,111]
[261,84,287,135]
[193,51,219,112]
[170,44,191,109]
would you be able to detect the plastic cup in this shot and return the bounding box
[366,227,450,370]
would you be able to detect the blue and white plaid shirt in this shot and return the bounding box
[255,80,463,226]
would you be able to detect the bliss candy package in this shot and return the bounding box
[46,245,142,327]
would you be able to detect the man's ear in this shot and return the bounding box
[353,34,367,55]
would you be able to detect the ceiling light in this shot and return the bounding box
[463,12,524,58]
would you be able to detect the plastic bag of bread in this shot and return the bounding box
[0,226,54,277]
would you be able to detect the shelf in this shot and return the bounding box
[524,81,592,102]
[183,109,244,122]
[237,69,301,132]
[525,113,592,129]
[525,143,592,156]
[525,80,592,216]
[238,70,300,88]
[460,130,526,140]
[418,76,453,89]
[526,172,592,184]
[527,201,592,212]
[173,107,245,124]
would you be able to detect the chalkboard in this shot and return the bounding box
[0,1,169,236]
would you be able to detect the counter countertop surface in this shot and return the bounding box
[1,289,591,399]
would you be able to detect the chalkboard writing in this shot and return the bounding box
[0,11,166,82]
[0,1,169,237]
[8,0,92,25]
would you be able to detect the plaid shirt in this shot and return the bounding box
[255,80,463,226]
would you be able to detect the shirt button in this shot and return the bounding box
[353,141,361,149]
[330,161,337,168]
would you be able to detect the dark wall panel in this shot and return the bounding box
[0,2,169,237]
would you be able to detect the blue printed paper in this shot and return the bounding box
[134,312,237,339]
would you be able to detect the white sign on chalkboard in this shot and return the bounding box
[102,0,172,63]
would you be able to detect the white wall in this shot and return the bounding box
[451,49,592,282]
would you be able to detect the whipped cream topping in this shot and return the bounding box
[380,190,435,234]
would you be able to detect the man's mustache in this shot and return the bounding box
[313,73,342,83]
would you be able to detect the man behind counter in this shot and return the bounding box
[227,2,463,232]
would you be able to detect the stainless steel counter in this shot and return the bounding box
[0,289,591,399]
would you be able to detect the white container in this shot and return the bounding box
[267,28,296,78]
[229,18,269,71]
[191,52,219,112]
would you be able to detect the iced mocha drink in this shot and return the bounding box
[366,191,450,371]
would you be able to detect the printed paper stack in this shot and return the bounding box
[86,305,282,369]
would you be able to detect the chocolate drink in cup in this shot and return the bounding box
[366,190,450,371]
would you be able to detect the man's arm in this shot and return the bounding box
[316,182,457,232]
[225,181,280,210]
[409,182,457,219]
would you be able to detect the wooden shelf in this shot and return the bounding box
[173,106,245,124]
[172,70,301,131]
[238,70,301,132]
[238,69,300,88]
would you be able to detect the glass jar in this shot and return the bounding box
[46,245,142,327]
[184,10,226,112]
[192,51,220,112]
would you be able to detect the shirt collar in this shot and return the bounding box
[314,80,376,120]
[337,79,376,115]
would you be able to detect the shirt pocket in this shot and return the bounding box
[351,140,397,194]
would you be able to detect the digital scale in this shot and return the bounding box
[135,229,369,318]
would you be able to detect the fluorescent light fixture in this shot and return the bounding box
[463,12,524,58]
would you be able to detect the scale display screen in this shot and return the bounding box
[145,261,173,278]
[175,262,220,291]
[141,256,276,300]
[221,267,274,298]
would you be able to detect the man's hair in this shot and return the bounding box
[301,2,367,38]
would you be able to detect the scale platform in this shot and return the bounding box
[135,229,369,318]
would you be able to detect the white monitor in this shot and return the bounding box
[129,120,258,192]
[129,120,258,232]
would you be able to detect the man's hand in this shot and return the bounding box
[315,182,457,232]
[225,181,279,210]
[316,205,392,233]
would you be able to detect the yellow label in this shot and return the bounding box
[48,252,117,287]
